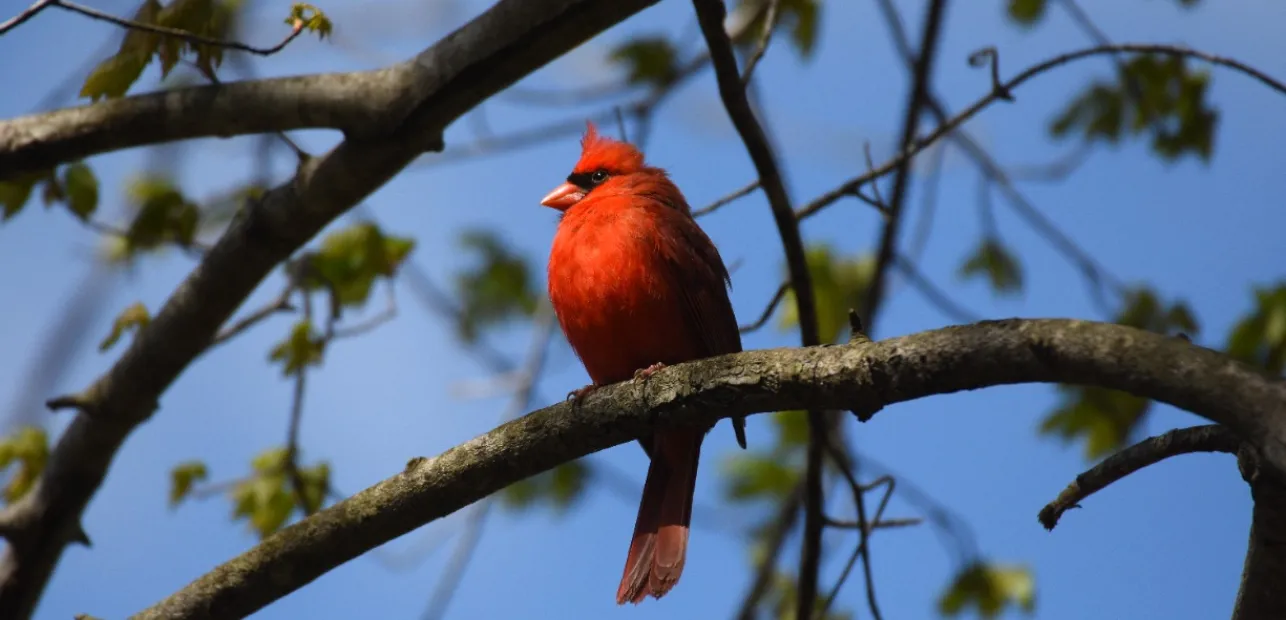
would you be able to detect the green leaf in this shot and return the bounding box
[0,171,47,220]
[303,222,416,308]
[169,461,209,507]
[779,244,874,343]
[1040,385,1150,460]
[79,0,162,101]
[1051,55,1217,161]
[958,239,1023,295]
[939,562,1036,618]
[734,0,822,59]
[228,447,327,538]
[609,37,678,88]
[61,162,99,221]
[100,302,151,352]
[454,230,537,342]
[500,460,590,514]
[268,320,326,376]
[1006,0,1047,25]
[722,453,799,502]
[115,175,202,258]
[287,3,333,40]
[0,426,49,503]
[1225,283,1286,375]
[771,410,809,449]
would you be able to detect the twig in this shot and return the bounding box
[211,283,296,346]
[1039,424,1241,530]
[739,0,781,85]
[331,285,398,339]
[890,254,982,324]
[0,0,53,36]
[421,305,557,620]
[825,516,921,530]
[794,41,1286,223]
[690,3,829,617]
[821,439,890,620]
[860,0,949,333]
[692,180,761,218]
[734,483,804,620]
[904,140,946,264]
[739,281,790,334]
[49,0,307,56]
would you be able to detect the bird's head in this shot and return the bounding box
[540,121,646,211]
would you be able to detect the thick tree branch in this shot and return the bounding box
[136,319,1286,619]
[0,2,661,618]
[1038,424,1241,530]
[1234,446,1286,620]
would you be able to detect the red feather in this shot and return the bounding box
[543,123,744,604]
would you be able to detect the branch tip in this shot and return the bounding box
[45,394,91,413]
[1040,424,1240,530]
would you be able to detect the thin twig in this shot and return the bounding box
[421,305,557,620]
[739,0,781,85]
[795,42,1286,222]
[890,254,982,324]
[821,439,890,620]
[739,281,790,334]
[1039,424,1240,530]
[50,0,307,55]
[860,0,949,333]
[331,285,398,339]
[734,484,804,620]
[0,0,53,36]
[692,180,761,218]
[211,284,296,346]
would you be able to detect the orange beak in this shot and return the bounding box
[541,182,586,210]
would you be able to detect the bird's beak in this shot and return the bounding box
[540,182,586,210]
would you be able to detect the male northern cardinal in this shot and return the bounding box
[542,123,746,604]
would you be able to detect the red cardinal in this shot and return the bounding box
[542,123,746,604]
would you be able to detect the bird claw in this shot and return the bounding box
[566,385,597,406]
[632,362,667,383]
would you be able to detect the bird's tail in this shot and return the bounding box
[615,428,703,604]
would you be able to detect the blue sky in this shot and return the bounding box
[2,0,1284,618]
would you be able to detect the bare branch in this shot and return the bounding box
[422,306,556,620]
[739,0,781,85]
[793,42,1286,223]
[739,281,789,334]
[1039,424,1241,530]
[51,0,306,55]
[734,484,803,620]
[210,284,296,346]
[692,180,761,218]
[0,0,52,36]
[690,3,829,616]
[134,319,1286,619]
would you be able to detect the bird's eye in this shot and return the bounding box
[590,170,609,184]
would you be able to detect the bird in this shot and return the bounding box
[542,122,746,604]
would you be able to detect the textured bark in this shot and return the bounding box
[1233,446,1286,620]
[134,319,1286,620]
[0,1,660,618]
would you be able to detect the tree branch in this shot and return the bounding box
[0,2,661,618]
[1233,445,1286,620]
[792,42,1286,222]
[49,0,305,55]
[1038,424,1241,530]
[690,3,827,616]
[135,319,1286,619]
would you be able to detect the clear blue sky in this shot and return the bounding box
[2,0,1284,618]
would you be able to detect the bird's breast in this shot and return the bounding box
[548,207,699,384]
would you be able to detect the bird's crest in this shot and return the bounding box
[574,121,645,175]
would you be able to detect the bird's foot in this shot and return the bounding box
[632,362,667,383]
[566,384,597,406]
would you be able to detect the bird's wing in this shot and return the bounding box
[657,208,748,448]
